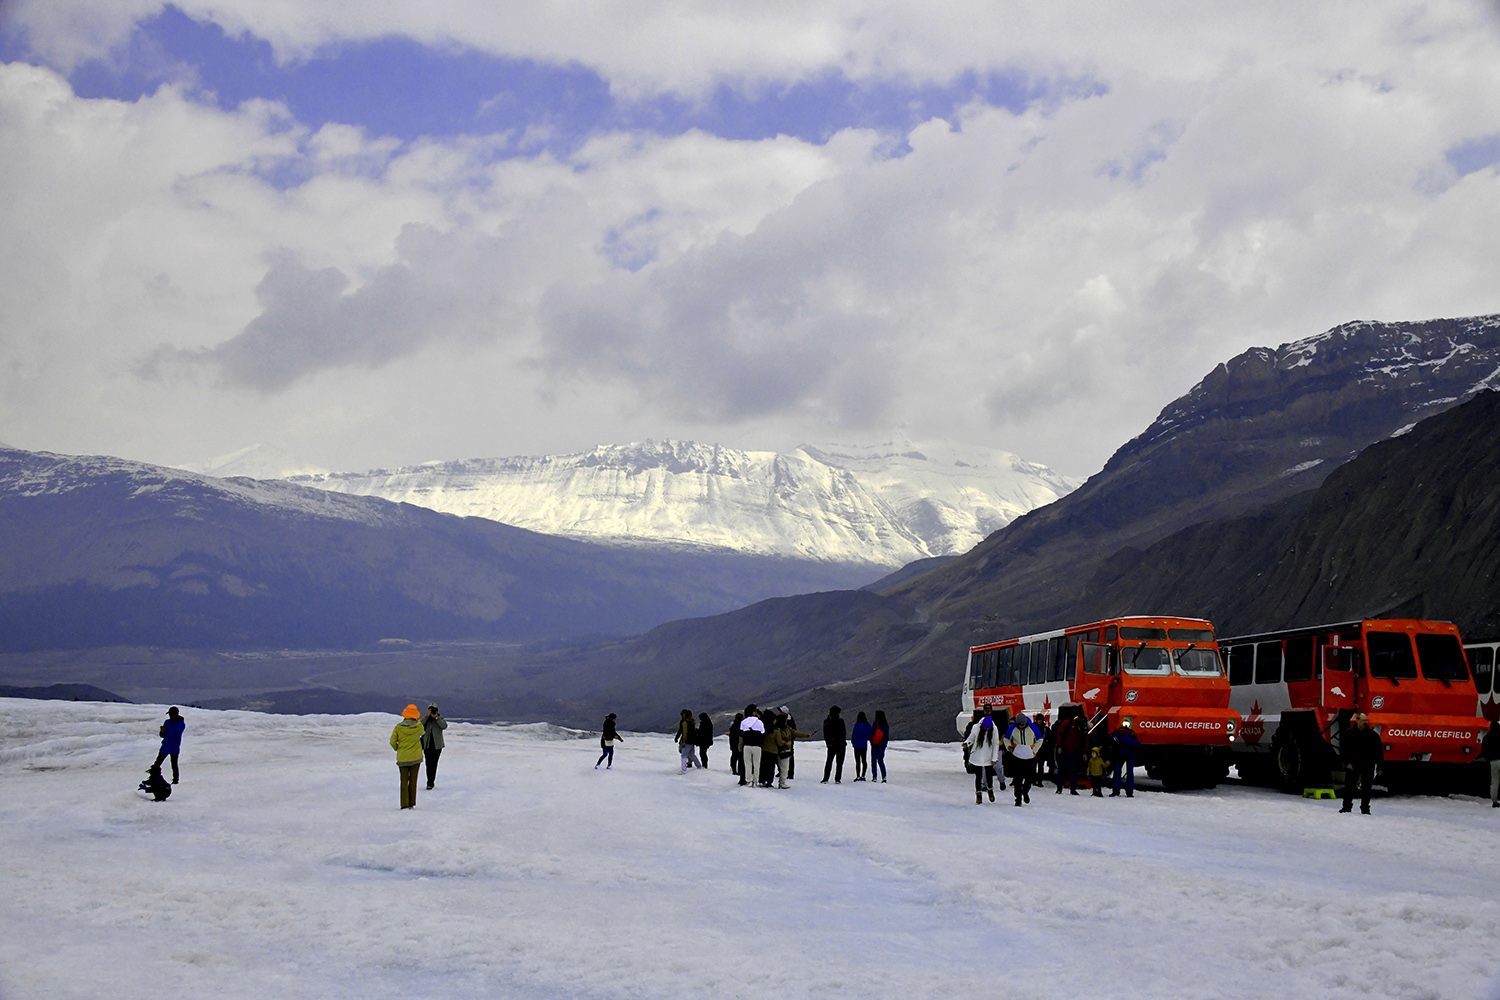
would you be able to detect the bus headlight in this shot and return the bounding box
[1122,717,1133,728]
[1226,720,1237,735]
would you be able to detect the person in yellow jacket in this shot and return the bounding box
[390,704,425,809]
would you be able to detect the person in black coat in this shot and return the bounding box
[696,712,714,770]
[821,705,847,783]
[728,712,745,778]
[1482,721,1500,808]
[1339,713,1384,814]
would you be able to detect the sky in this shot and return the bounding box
[1,2,1499,478]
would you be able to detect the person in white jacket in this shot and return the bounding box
[964,708,1002,804]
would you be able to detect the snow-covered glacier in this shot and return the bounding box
[285,438,1081,567]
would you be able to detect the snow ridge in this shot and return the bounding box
[290,438,1081,567]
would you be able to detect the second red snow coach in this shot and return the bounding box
[1220,619,1483,792]
[959,616,1240,789]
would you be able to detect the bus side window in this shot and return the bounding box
[998,645,1015,686]
[1048,637,1065,682]
[1065,635,1078,681]
[1030,640,1048,685]
[1468,647,1493,695]
[1339,647,1364,677]
[970,654,981,689]
[1080,643,1105,674]
[1105,626,1117,642]
[1255,641,1282,684]
[1284,636,1314,683]
[1016,643,1031,686]
[1228,645,1254,685]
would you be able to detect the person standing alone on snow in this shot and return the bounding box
[390,704,424,809]
[597,713,624,769]
[154,706,185,785]
[1339,712,1383,815]
[821,705,847,783]
[421,703,447,790]
[850,711,872,781]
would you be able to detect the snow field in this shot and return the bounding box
[2,698,1499,1000]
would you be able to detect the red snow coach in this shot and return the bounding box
[1220,619,1483,792]
[958,616,1240,789]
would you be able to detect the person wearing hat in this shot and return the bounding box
[421,703,447,790]
[391,704,425,809]
[154,706,186,785]
[964,705,1001,803]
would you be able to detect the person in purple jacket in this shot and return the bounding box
[850,711,873,781]
[154,707,186,785]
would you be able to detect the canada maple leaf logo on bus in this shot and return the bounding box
[1242,701,1265,747]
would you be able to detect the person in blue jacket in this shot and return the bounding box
[1109,722,1141,798]
[154,706,186,785]
[850,711,873,781]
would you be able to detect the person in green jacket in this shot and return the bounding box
[391,704,424,809]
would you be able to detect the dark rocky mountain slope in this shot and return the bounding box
[1084,390,1500,638]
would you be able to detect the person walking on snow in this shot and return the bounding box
[1483,720,1500,808]
[696,713,714,770]
[390,704,424,809]
[870,710,891,782]
[421,703,447,790]
[675,709,701,772]
[964,710,1001,803]
[739,707,765,787]
[597,713,624,769]
[1339,712,1383,814]
[1003,709,1042,805]
[821,705,847,783]
[850,711,872,781]
[154,706,186,785]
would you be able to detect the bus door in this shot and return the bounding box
[1078,642,1113,719]
[1322,646,1356,710]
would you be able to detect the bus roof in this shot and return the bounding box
[1218,618,1459,645]
[968,615,1215,654]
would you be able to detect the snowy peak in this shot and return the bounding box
[292,439,1080,567]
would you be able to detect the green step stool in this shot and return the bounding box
[1303,787,1336,799]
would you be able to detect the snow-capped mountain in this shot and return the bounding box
[289,439,1081,568]
[176,444,327,481]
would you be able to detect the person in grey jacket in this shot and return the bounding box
[422,703,447,790]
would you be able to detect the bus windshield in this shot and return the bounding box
[1366,631,1418,681]
[1121,644,1171,675]
[1415,633,1469,683]
[1174,647,1224,676]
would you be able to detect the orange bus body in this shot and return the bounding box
[1220,618,1483,790]
[959,615,1240,788]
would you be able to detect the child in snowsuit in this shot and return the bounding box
[1087,747,1107,797]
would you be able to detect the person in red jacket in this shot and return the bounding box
[870,710,890,782]
[1054,707,1088,795]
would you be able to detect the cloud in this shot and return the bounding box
[3,2,1500,479]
